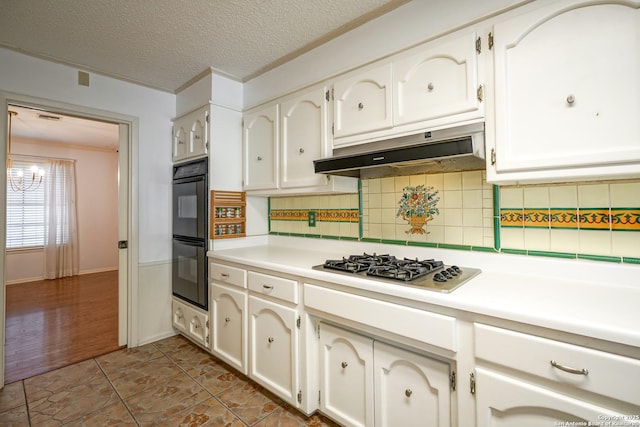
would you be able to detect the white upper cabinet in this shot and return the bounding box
[243,104,279,191]
[487,0,640,184]
[243,87,357,196]
[280,87,330,188]
[172,105,209,162]
[393,31,481,127]
[333,63,393,141]
[332,30,485,149]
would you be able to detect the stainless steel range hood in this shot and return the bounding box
[314,123,485,179]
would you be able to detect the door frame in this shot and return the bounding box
[0,92,139,386]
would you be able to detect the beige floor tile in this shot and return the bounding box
[156,397,245,427]
[95,343,164,372]
[124,371,211,425]
[102,354,186,399]
[217,380,284,425]
[22,359,124,425]
[63,401,137,426]
[0,381,25,413]
[0,404,29,426]
[255,406,342,427]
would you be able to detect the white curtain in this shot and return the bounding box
[44,159,79,279]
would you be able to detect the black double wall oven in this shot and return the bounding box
[172,158,208,310]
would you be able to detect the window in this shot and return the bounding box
[6,157,48,249]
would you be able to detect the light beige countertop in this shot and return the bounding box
[209,236,640,351]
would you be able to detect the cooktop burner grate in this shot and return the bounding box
[315,253,480,293]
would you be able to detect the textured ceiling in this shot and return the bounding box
[0,0,407,93]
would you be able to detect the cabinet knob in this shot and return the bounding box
[257,156,263,161]
[178,139,185,145]
[299,148,305,154]
[566,94,575,105]
[224,317,231,323]
[405,389,413,397]
[358,102,364,110]
[341,361,348,368]
[194,134,201,139]
[268,337,275,343]
[427,82,434,91]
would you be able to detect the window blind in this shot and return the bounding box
[6,158,48,249]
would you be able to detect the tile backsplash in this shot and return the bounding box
[269,175,640,262]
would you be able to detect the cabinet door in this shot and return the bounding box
[172,299,188,332]
[188,108,208,158]
[319,322,374,427]
[490,1,640,180]
[334,63,393,141]
[243,105,279,190]
[475,368,640,427]
[281,87,330,188]
[374,342,451,427]
[172,122,188,161]
[394,32,480,127]
[187,308,209,348]
[211,283,247,374]
[249,295,299,406]
[173,106,209,162]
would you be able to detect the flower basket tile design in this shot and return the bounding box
[396,185,440,234]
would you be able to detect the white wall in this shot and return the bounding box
[6,137,119,283]
[0,48,175,263]
[244,0,528,107]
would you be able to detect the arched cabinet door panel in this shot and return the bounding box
[394,31,481,127]
[243,105,279,190]
[333,63,393,141]
[488,0,640,183]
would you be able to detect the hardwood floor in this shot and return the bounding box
[4,270,122,384]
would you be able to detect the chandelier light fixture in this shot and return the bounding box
[6,110,45,192]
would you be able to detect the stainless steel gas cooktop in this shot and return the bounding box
[313,253,480,293]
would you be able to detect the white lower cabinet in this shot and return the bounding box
[172,297,209,349]
[474,323,640,427]
[210,283,247,374]
[319,322,374,427]
[475,368,639,427]
[374,341,451,427]
[319,322,452,427]
[249,295,300,406]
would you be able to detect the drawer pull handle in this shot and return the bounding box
[268,337,274,343]
[220,273,229,278]
[262,284,273,290]
[341,362,348,368]
[405,388,412,397]
[550,360,589,376]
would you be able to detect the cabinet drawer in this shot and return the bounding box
[474,323,640,406]
[305,283,457,351]
[248,271,298,304]
[210,262,246,288]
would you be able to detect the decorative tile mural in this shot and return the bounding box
[268,176,640,262]
[361,170,495,248]
[396,185,440,235]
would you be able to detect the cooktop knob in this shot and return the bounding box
[434,273,447,282]
[442,269,452,279]
[451,265,462,274]
[446,267,459,276]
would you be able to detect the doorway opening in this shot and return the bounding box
[2,100,132,384]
